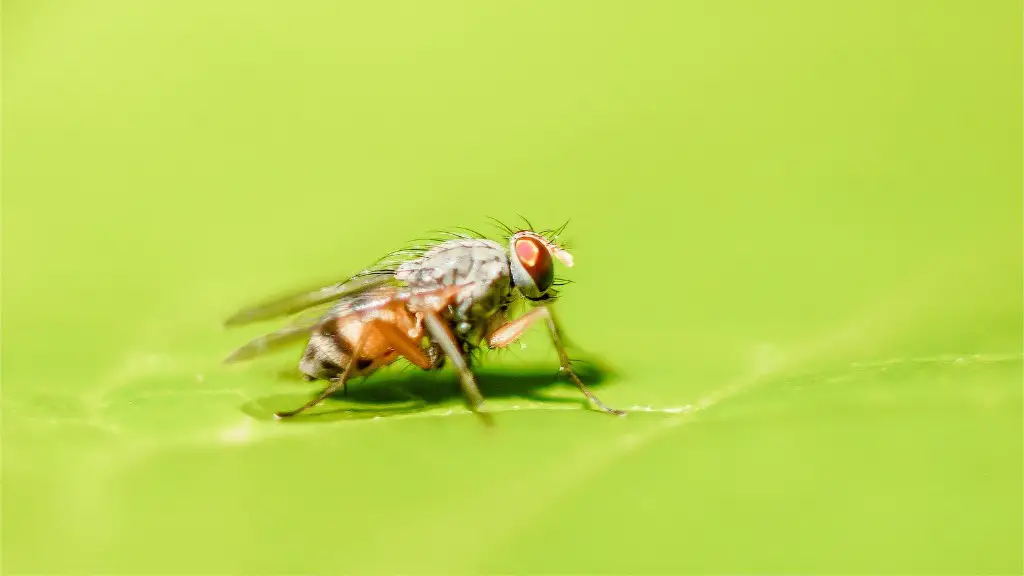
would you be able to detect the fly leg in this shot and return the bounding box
[276,318,436,418]
[422,311,493,425]
[370,321,434,370]
[275,325,371,418]
[487,306,625,416]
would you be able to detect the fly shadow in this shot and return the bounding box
[241,359,618,422]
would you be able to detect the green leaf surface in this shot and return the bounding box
[4,0,1021,573]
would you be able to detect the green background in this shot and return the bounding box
[4,0,1021,573]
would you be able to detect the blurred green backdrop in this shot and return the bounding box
[4,0,1021,573]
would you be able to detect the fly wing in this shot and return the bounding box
[223,282,473,364]
[223,272,396,327]
[223,321,323,364]
[223,285,409,364]
[285,300,340,327]
[223,233,472,328]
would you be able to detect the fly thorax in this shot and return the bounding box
[394,238,512,341]
[453,275,508,321]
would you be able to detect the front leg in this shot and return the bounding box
[487,306,625,416]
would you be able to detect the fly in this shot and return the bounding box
[223,219,624,422]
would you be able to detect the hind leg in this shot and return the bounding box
[276,328,371,418]
[279,318,439,418]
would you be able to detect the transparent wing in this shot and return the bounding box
[223,272,396,327]
[223,282,472,365]
[286,300,340,327]
[223,321,324,364]
[223,230,497,328]
[223,286,405,364]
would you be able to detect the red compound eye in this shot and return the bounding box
[514,236,553,292]
[515,237,540,266]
